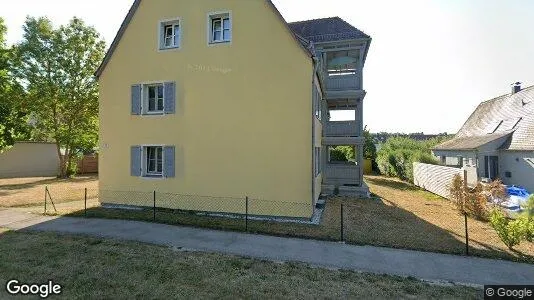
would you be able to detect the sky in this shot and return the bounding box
[2,0,534,134]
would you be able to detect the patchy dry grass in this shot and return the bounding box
[363,175,534,263]
[0,175,98,207]
[13,174,532,263]
[0,231,481,299]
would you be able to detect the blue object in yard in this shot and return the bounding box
[506,186,530,198]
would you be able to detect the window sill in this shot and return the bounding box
[141,112,165,116]
[141,175,164,180]
[159,46,180,51]
[209,40,231,45]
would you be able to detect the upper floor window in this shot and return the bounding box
[209,13,231,44]
[145,84,164,113]
[160,19,180,49]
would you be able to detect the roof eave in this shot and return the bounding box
[94,0,142,79]
[265,0,314,59]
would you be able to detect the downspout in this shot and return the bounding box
[311,56,320,213]
[475,149,479,179]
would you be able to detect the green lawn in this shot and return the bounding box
[0,230,481,299]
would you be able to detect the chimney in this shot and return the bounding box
[511,82,521,94]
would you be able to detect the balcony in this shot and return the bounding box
[325,74,360,91]
[323,163,361,186]
[324,121,359,137]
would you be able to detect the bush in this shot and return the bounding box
[489,209,526,250]
[448,176,506,220]
[519,217,534,242]
[464,183,490,220]
[522,195,534,221]
[521,195,534,242]
[376,137,441,182]
[329,148,348,162]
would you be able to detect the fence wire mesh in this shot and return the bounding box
[40,185,534,263]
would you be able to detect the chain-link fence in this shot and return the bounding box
[42,186,533,263]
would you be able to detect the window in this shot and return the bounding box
[209,13,231,44]
[144,146,163,177]
[144,84,164,113]
[314,147,321,177]
[131,82,175,116]
[160,20,180,49]
[131,145,175,178]
[313,86,322,120]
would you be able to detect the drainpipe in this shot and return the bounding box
[311,55,320,208]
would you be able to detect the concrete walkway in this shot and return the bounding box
[1,209,533,286]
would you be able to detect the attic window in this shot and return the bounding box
[209,12,231,44]
[159,19,181,49]
[486,120,503,134]
[512,117,522,129]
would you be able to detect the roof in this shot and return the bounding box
[435,85,534,151]
[95,0,314,78]
[288,17,370,43]
[433,132,512,151]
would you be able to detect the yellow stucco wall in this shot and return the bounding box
[99,0,315,218]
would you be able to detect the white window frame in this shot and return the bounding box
[207,11,232,45]
[159,18,181,50]
[141,82,165,115]
[141,145,165,178]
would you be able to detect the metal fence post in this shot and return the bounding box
[44,186,47,214]
[464,212,469,256]
[153,190,156,221]
[84,188,87,217]
[340,203,344,242]
[245,196,249,232]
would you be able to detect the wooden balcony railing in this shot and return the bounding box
[325,74,360,91]
[324,164,361,185]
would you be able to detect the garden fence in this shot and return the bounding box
[42,185,482,259]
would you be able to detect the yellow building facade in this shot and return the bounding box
[97,0,322,218]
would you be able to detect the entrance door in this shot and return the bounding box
[484,156,499,180]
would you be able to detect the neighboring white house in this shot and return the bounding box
[433,82,534,192]
[0,142,59,178]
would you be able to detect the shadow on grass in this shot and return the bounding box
[365,176,420,192]
[66,206,340,243]
[64,197,534,264]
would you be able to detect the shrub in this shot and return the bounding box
[522,195,534,221]
[329,147,348,162]
[489,209,526,250]
[464,183,490,220]
[521,195,534,242]
[448,176,506,220]
[449,174,465,212]
[376,137,440,182]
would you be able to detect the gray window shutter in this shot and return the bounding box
[130,146,142,176]
[131,84,142,115]
[164,146,175,178]
[164,82,176,114]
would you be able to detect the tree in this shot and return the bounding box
[13,17,105,177]
[363,127,376,160]
[0,18,31,151]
